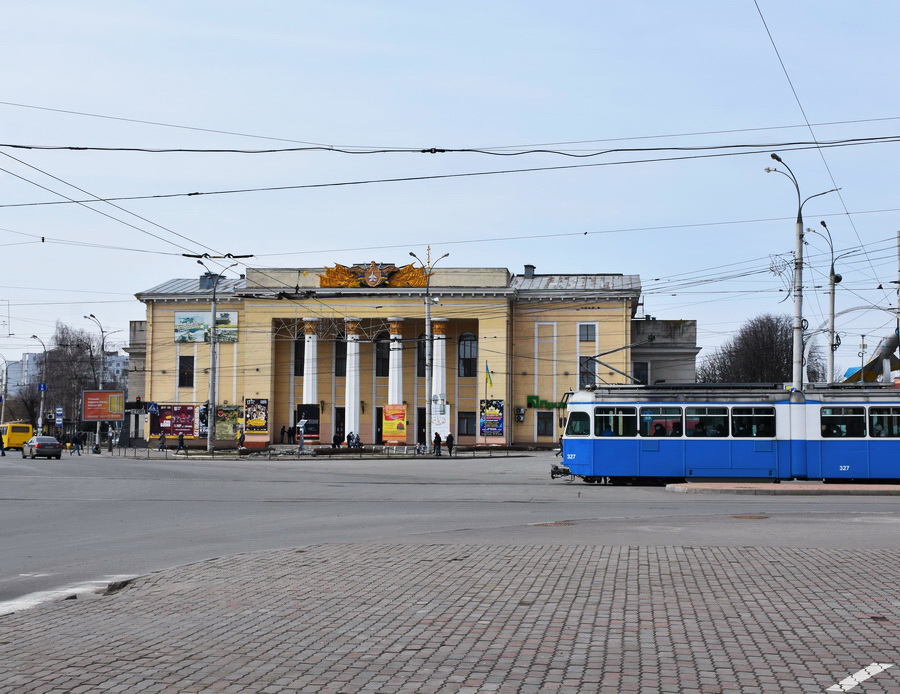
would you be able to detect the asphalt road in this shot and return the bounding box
[2,451,899,613]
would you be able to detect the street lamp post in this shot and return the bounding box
[765,154,839,391]
[30,335,47,433]
[198,261,238,453]
[409,249,449,452]
[808,221,860,383]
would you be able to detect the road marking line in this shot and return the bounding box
[827,663,895,692]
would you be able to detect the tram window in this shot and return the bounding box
[639,407,682,437]
[593,407,637,437]
[685,407,729,437]
[821,407,866,438]
[565,412,591,436]
[869,407,900,437]
[731,407,775,437]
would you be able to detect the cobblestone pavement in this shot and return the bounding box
[2,544,899,693]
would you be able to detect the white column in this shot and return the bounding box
[388,317,404,404]
[344,318,361,438]
[431,318,450,437]
[302,318,318,405]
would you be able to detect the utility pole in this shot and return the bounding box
[184,254,249,452]
[409,248,449,452]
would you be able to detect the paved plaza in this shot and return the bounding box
[2,543,899,693]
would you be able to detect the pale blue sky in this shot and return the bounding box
[2,1,899,376]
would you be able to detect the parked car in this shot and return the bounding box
[22,436,64,460]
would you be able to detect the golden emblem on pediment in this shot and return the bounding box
[319,261,427,288]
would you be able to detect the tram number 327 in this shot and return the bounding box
[567,454,576,460]
[840,466,850,471]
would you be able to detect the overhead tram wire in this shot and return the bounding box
[3,98,900,150]
[0,150,220,258]
[753,0,892,309]
[2,132,900,157]
[3,135,900,212]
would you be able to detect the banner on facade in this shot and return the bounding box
[174,311,238,343]
[479,399,504,437]
[158,404,196,436]
[245,398,269,433]
[82,390,125,421]
[297,404,320,440]
[214,405,242,441]
[382,404,407,443]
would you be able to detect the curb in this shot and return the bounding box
[667,482,900,495]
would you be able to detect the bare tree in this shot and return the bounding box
[697,313,825,384]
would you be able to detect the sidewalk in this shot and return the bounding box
[668,480,900,495]
[3,544,899,693]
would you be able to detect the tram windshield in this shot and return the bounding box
[565,412,591,436]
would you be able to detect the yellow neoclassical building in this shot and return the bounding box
[135,261,670,448]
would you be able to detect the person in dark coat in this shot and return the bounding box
[433,432,442,456]
[280,426,286,444]
[332,432,341,449]
[445,433,454,457]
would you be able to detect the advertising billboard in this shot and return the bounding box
[245,398,269,433]
[382,404,407,443]
[82,390,125,421]
[479,399,504,437]
[174,311,238,343]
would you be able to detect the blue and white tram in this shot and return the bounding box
[553,384,900,484]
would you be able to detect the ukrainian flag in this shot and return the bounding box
[485,361,493,388]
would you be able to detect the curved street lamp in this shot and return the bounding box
[409,249,449,452]
[30,335,47,433]
[806,221,860,383]
[765,154,839,391]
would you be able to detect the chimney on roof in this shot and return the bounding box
[199,272,221,290]
[524,264,535,279]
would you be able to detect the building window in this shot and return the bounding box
[417,334,426,378]
[537,411,554,437]
[294,338,305,376]
[633,361,649,385]
[579,356,596,388]
[579,324,596,342]
[458,411,476,436]
[375,332,390,378]
[178,355,194,388]
[458,332,477,378]
[334,335,347,377]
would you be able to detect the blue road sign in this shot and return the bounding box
[146,402,159,414]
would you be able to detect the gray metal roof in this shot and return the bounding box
[511,274,641,293]
[136,277,247,298]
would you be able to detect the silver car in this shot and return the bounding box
[22,436,64,460]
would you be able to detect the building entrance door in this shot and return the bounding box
[334,407,345,444]
[375,407,383,444]
[417,407,426,444]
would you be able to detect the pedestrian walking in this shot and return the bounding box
[287,425,295,444]
[176,433,187,453]
[332,432,341,449]
[157,433,166,451]
[346,431,353,447]
[445,433,454,457]
[237,429,246,448]
[280,426,286,444]
[432,432,442,456]
[73,432,82,456]
[556,436,563,457]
